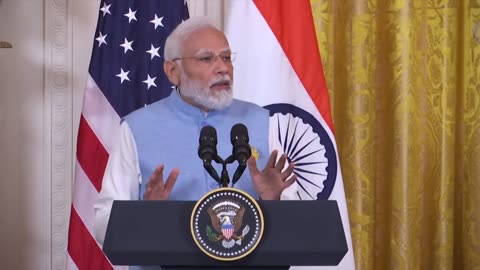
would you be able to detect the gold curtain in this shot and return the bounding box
[310,0,480,269]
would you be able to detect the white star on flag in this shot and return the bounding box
[100,2,111,17]
[143,74,157,89]
[116,68,130,83]
[146,44,161,59]
[95,32,107,47]
[150,14,164,29]
[124,8,137,23]
[120,38,134,54]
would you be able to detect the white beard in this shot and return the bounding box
[179,74,233,110]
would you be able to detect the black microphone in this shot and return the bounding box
[198,126,220,182]
[230,123,251,186]
[198,126,217,161]
[230,123,252,165]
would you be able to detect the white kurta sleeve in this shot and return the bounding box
[268,117,299,200]
[93,121,141,245]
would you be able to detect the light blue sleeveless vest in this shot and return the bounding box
[124,91,270,201]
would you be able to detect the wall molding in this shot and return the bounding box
[45,0,72,269]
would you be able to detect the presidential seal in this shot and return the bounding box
[190,188,264,261]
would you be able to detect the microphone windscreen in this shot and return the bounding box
[230,123,249,144]
[200,126,217,144]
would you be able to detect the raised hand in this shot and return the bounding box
[247,150,297,200]
[143,164,180,200]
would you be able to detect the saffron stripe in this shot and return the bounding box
[253,0,334,131]
[76,115,109,192]
[67,206,113,270]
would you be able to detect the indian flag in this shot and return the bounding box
[225,0,356,269]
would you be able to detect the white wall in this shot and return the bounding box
[0,0,225,269]
[0,0,50,269]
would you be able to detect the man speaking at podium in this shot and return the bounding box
[93,17,298,246]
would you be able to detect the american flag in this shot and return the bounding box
[66,1,188,269]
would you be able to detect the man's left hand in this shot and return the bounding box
[247,150,297,200]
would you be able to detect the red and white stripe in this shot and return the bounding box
[67,76,124,270]
[222,228,234,240]
[226,1,356,269]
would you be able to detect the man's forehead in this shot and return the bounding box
[181,27,230,53]
[193,47,231,55]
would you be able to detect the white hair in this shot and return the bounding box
[179,73,233,110]
[164,17,221,61]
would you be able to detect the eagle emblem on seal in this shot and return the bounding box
[206,201,250,249]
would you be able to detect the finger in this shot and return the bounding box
[283,174,297,189]
[143,187,151,200]
[275,153,288,171]
[247,155,259,174]
[265,150,278,169]
[280,162,295,179]
[149,164,165,186]
[163,168,180,195]
[144,165,165,200]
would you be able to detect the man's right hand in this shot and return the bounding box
[143,164,180,200]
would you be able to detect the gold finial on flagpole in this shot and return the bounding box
[0,41,13,48]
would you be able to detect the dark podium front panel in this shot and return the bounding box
[103,200,348,268]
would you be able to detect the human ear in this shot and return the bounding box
[163,61,180,86]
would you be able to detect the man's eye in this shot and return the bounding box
[221,55,232,61]
[198,56,213,62]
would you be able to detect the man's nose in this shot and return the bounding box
[212,56,230,74]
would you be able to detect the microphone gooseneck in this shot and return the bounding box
[197,124,252,188]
